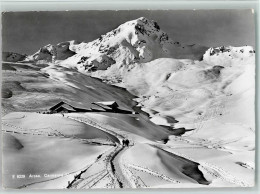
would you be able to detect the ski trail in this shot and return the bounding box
[2,122,114,146]
[17,163,95,189]
[111,146,132,188]
[66,115,125,140]
[125,163,180,184]
[4,113,251,188]
[122,165,147,188]
[77,170,107,189]
[63,115,131,189]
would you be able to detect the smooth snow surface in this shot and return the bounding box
[2,17,255,189]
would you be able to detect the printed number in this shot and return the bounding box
[17,175,25,178]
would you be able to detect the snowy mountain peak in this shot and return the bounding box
[25,41,77,63]
[123,17,163,37]
[60,17,208,71]
[203,45,255,66]
[24,17,208,71]
[68,17,171,57]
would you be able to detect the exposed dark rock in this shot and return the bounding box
[135,24,146,35]
[2,52,27,62]
[77,56,89,64]
[160,33,169,42]
[153,21,160,30]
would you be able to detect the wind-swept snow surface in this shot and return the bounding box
[2,17,255,189]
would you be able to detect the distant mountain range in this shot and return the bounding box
[3,17,254,71]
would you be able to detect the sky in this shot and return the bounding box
[2,10,255,55]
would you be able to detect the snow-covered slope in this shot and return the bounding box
[22,16,255,143]
[58,17,208,71]
[24,17,207,70]
[89,45,255,181]
[24,40,79,63]
[91,45,255,132]
[203,45,255,66]
[2,16,255,189]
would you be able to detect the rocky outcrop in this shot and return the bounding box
[2,52,27,62]
[25,41,78,62]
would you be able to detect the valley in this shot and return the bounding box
[1,17,255,189]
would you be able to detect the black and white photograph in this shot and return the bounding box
[1,9,255,189]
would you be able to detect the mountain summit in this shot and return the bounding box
[21,17,254,73]
[61,17,208,71]
[24,17,208,71]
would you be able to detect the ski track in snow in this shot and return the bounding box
[2,16,255,189]
[2,113,251,188]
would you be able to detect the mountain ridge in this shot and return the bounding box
[3,17,255,71]
[17,17,209,68]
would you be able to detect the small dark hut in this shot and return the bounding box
[91,101,132,114]
[49,101,133,114]
[91,101,119,112]
[49,101,89,113]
